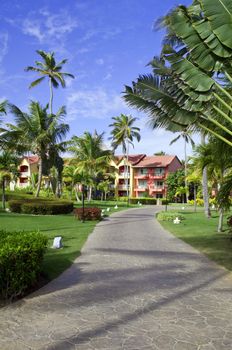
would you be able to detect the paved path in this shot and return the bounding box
[1,207,232,350]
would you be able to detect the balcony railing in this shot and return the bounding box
[118,172,130,178]
[118,184,130,190]
[20,171,29,177]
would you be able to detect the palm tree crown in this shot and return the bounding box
[25,50,74,114]
[3,101,69,197]
[109,114,141,153]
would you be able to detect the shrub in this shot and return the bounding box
[8,199,73,215]
[8,200,22,213]
[160,199,169,205]
[129,197,157,205]
[117,196,128,202]
[196,198,204,206]
[0,230,48,300]
[156,211,185,221]
[74,207,101,220]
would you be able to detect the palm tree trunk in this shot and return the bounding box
[88,186,92,201]
[35,158,43,198]
[2,179,6,210]
[126,140,130,205]
[49,78,53,115]
[201,133,211,218]
[194,183,197,213]
[74,187,81,202]
[184,137,188,202]
[217,208,224,232]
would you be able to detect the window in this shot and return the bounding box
[139,168,148,175]
[156,194,163,198]
[156,181,163,187]
[138,180,147,188]
[155,167,164,175]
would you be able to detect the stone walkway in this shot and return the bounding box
[1,207,232,349]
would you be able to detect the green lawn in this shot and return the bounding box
[0,200,134,282]
[158,211,232,271]
[0,211,97,280]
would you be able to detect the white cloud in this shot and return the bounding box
[103,73,112,81]
[96,58,104,65]
[8,9,78,44]
[67,88,131,121]
[0,32,8,64]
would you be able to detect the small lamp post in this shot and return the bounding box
[164,183,168,212]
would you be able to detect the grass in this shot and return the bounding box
[0,199,134,282]
[158,210,232,271]
[0,211,97,280]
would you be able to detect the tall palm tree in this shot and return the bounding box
[170,126,195,201]
[25,50,74,114]
[0,151,18,209]
[192,137,232,231]
[109,114,141,199]
[68,131,113,201]
[3,101,69,197]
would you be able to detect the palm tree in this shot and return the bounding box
[3,101,69,197]
[170,127,195,201]
[68,131,113,201]
[0,151,19,209]
[109,114,141,199]
[192,137,232,231]
[25,50,74,114]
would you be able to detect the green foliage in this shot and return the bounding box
[130,197,157,205]
[8,199,73,215]
[157,211,185,221]
[74,207,102,221]
[0,230,48,300]
[166,169,185,202]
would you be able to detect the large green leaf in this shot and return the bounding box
[194,19,231,58]
[169,8,217,71]
[201,0,232,49]
[166,52,214,92]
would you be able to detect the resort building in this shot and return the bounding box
[17,155,39,188]
[112,154,182,199]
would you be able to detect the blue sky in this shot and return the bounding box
[0,0,193,160]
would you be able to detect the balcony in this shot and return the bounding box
[134,174,148,179]
[134,186,147,192]
[118,172,130,178]
[118,184,130,190]
[150,187,164,192]
[20,171,29,177]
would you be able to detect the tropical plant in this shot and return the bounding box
[25,50,74,114]
[109,114,141,199]
[192,137,232,231]
[0,151,19,209]
[170,126,195,199]
[68,131,113,201]
[2,101,69,197]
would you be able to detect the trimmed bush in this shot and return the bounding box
[8,200,22,213]
[160,199,169,205]
[8,199,73,215]
[156,211,185,221]
[0,230,48,300]
[74,207,101,220]
[130,197,157,205]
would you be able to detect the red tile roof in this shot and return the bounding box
[115,154,146,165]
[24,155,40,164]
[133,155,179,168]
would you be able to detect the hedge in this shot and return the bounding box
[8,199,73,215]
[0,230,48,300]
[156,211,185,221]
[130,197,157,205]
[74,207,101,220]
